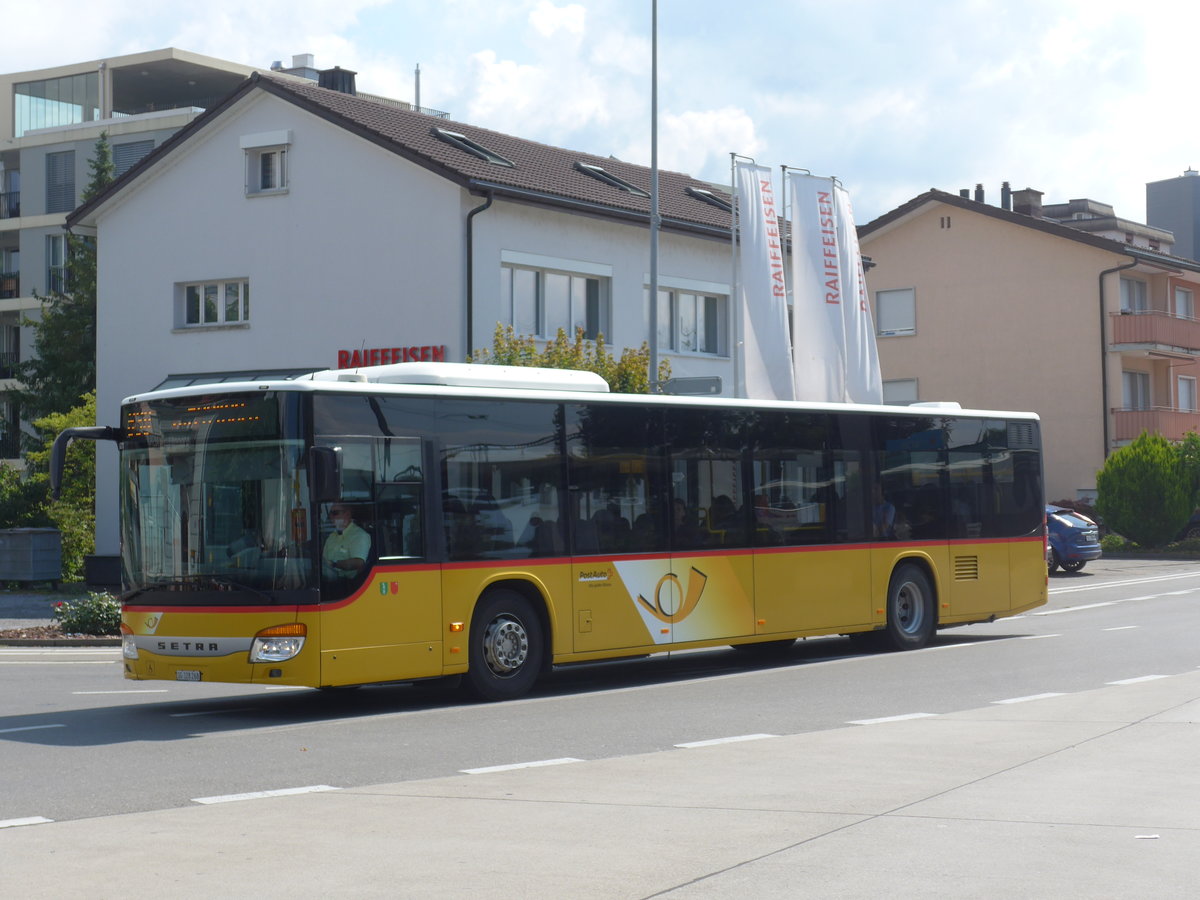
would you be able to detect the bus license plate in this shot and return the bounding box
[176,670,202,682]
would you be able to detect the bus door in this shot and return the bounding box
[748,412,872,634]
[567,405,677,652]
[661,409,756,646]
[315,434,442,686]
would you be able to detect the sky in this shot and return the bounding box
[6,0,1197,225]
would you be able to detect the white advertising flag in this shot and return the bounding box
[734,162,794,400]
[834,184,883,403]
[788,174,846,402]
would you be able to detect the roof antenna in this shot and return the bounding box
[415,63,421,112]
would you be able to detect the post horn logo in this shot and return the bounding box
[636,567,708,624]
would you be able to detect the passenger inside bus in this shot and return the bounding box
[322,502,371,580]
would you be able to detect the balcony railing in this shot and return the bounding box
[0,191,18,219]
[0,428,20,460]
[1112,406,1200,442]
[0,350,18,379]
[0,271,19,299]
[1110,310,1200,354]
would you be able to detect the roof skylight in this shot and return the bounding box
[574,162,650,198]
[432,128,514,167]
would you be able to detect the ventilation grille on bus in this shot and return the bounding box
[954,555,980,581]
[1007,422,1037,448]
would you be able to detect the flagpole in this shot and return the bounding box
[730,152,740,398]
[648,0,660,389]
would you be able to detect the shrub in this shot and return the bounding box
[1095,431,1192,548]
[1099,533,1129,553]
[51,592,120,636]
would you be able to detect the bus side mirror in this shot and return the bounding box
[310,446,340,503]
[51,426,119,500]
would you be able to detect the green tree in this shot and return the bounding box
[1176,430,1200,509]
[470,324,670,394]
[16,132,113,422]
[1095,431,1192,548]
[19,392,97,581]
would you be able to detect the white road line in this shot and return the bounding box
[1036,601,1115,616]
[461,758,584,775]
[1107,675,1169,685]
[847,713,937,725]
[0,661,117,665]
[72,690,169,695]
[0,724,66,734]
[0,817,54,828]
[674,733,777,748]
[170,708,248,718]
[191,785,338,804]
[1021,634,1060,640]
[1104,626,1140,632]
[992,692,1066,705]
[1050,573,1200,594]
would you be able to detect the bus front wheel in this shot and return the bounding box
[881,563,935,651]
[466,590,544,701]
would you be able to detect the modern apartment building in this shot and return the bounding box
[0,49,326,463]
[860,187,1200,502]
[1147,169,1200,263]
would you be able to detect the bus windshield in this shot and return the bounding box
[119,392,314,595]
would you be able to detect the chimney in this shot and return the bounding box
[292,53,315,70]
[1012,188,1044,218]
[1001,181,1012,210]
[318,66,357,96]
[959,188,971,199]
[974,183,985,203]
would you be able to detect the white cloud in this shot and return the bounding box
[529,1,586,39]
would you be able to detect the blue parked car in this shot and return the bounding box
[1046,505,1102,573]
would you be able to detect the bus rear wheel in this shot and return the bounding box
[881,563,935,651]
[466,590,544,701]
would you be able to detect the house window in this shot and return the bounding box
[1174,286,1195,320]
[875,288,915,336]
[46,234,67,294]
[1120,278,1148,313]
[1179,376,1197,413]
[241,130,292,196]
[113,140,154,177]
[181,280,250,327]
[247,148,286,194]
[500,264,610,340]
[1122,371,1150,410]
[45,150,75,213]
[654,288,728,355]
[882,379,918,405]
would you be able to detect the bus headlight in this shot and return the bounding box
[249,624,307,663]
[121,633,139,660]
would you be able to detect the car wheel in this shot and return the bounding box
[1047,548,1058,574]
[1060,559,1086,573]
[466,589,544,701]
[1186,525,1200,540]
[879,563,936,651]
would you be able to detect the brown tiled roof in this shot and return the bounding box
[858,188,1200,273]
[71,72,738,237]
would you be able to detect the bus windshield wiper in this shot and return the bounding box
[121,578,207,603]
[208,577,276,604]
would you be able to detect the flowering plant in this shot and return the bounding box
[50,592,121,636]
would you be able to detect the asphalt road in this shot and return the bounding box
[2,557,1198,826]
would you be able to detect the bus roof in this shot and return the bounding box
[121,363,1039,421]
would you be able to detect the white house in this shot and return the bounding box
[69,72,742,557]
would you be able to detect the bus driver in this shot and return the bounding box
[322,503,371,580]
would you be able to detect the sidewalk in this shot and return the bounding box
[2,669,1197,898]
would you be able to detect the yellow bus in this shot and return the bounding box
[55,363,1047,700]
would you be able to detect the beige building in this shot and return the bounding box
[859,187,1200,502]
